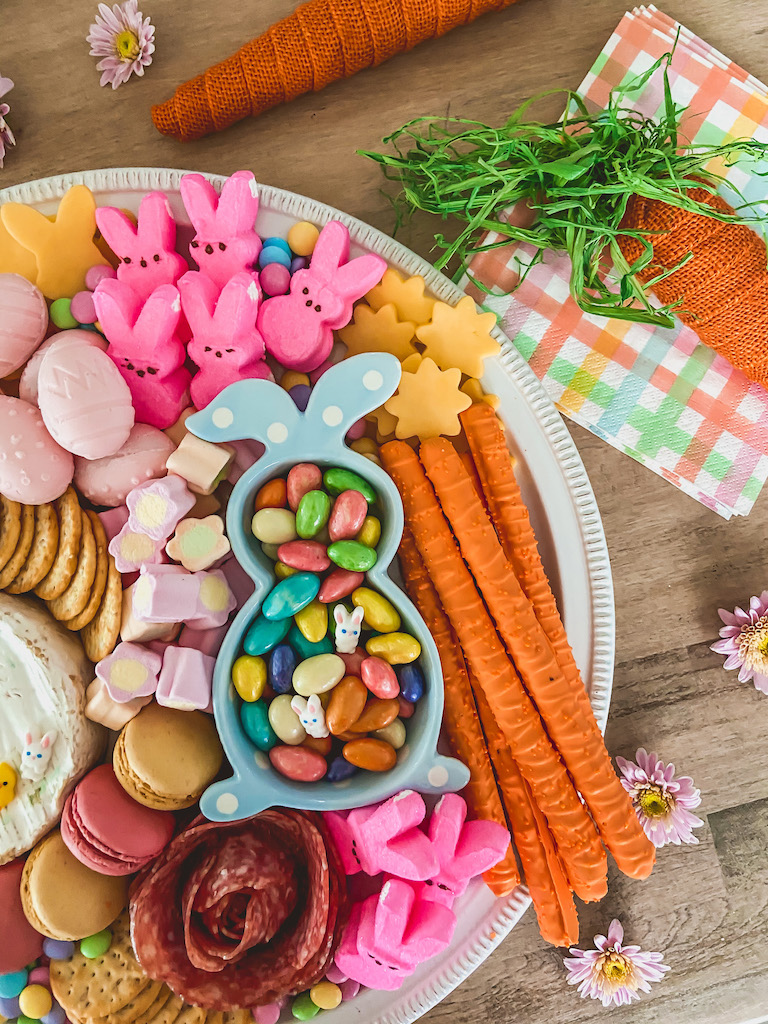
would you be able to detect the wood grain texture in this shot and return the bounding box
[3,0,768,1021]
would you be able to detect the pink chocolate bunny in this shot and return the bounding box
[180,170,262,289]
[257,220,386,372]
[93,279,191,429]
[179,270,271,410]
[95,192,189,302]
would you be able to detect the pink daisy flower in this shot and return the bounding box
[564,919,670,1008]
[711,590,768,694]
[0,76,16,170]
[616,748,703,848]
[87,0,155,90]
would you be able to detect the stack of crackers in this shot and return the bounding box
[0,487,121,661]
[50,912,250,1024]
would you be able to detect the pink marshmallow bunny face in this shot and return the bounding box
[96,193,188,302]
[180,171,262,289]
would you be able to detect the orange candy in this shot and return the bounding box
[349,697,399,733]
[302,734,332,756]
[254,478,287,511]
[342,737,397,771]
[326,675,368,736]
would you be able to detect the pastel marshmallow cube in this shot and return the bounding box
[166,433,234,495]
[84,678,151,730]
[156,646,214,712]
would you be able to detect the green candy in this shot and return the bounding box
[323,467,376,503]
[18,1015,38,1024]
[49,297,79,330]
[244,614,292,656]
[288,624,333,659]
[80,929,112,959]
[327,539,377,572]
[240,700,277,751]
[296,490,331,539]
[291,993,320,1020]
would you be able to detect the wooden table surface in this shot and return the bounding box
[4,0,768,1020]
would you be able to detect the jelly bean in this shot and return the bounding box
[269,643,297,694]
[232,655,266,702]
[287,463,323,511]
[0,996,20,1019]
[255,478,287,510]
[19,986,51,1020]
[244,614,291,656]
[26,970,49,988]
[366,632,421,664]
[295,599,328,644]
[270,745,327,783]
[287,625,333,660]
[357,515,381,549]
[42,940,74,960]
[252,508,297,544]
[309,982,341,1010]
[281,371,311,391]
[292,653,345,697]
[79,930,111,959]
[339,648,366,676]
[301,734,332,756]
[327,540,377,572]
[262,573,320,620]
[327,490,368,543]
[296,490,331,539]
[399,662,425,702]
[323,467,376,503]
[352,587,400,632]
[260,263,291,297]
[326,675,368,735]
[268,694,306,745]
[41,1003,65,1024]
[259,244,292,269]
[291,991,320,1020]
[252,1003,281,1024]
[50,298,78,330]
[261,542,280,561]
[372,718,406,750]
[278,540,330,573]
[360,656,400,699]
[0,972,28,999]
[241,701,277,751]
[287,221,320,257]
[274,561,297,579]
[326,756,357,782]
[317,568,364,603]
[349,696,400,733]
[398,695,415,719]
[345,418,366,442]
[340,979,361,1001]
[342,737,397,771]
[262,235,293,257]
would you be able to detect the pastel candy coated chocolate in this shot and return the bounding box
[398,662,425,703]
[261,573,320,620]
[0,274,48,376]
[290,992,320,1020]
[0,859,44,973]
[317,568,364,603]
[257,220,386,372]
[276,540,330,572]
[268,643,297,695]
[74,422,176,507]
[240,700,277,751]
[243,614,291,656]
[95,192,189,302]
[326,756,356,782]
[295,489,331,539]
[294,598,328,643]
[327,539,377,572]
[0,396,74,503]
[18,329,107,406]
[268,693,306,745]
[328,489,367,542]
[360,657,400,700]
[292,653,345,697]
[232,654,266,702]
[325,675,368,736]
[287,463,322,510]
[352,587,400,632]
[372,718,406,750]
[287,624,333,659]
[323,466,376,503]
[156,645,214,711]
[254,477,287,510]
[38,335,135,460]
[252,508,297,545]
[269,744,327,782]
[366,632,421,664]
[95,641,162,703]
[349,697,399,733]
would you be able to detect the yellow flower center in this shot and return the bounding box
[602,953,631,982]
[638,784,673,819]
[738,614,768,674]
[115,29,140,60]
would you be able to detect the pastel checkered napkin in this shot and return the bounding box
[464,6,768,518]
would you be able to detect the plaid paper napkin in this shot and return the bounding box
[464,5,768,518]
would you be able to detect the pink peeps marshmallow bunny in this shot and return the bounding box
[179,270,271,409]
[334,879,456,990]
[95,192,189,302]
[258,220,387,372]
[93,279,191,429]
[180,170,262,288]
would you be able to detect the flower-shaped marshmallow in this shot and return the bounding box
[166,514,231,571]
[126,473,195,542]
[95,641,162,703]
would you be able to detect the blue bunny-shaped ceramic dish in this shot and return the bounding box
[187,353,469,822]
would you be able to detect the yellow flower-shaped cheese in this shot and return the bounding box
[366,268,435,326]
[338,303,417,361]
[416,295,500,378]
[385,357,471,442]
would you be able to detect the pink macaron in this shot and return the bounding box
[60,763,175,876]
[0,858,44,973]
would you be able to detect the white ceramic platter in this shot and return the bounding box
[0,168,615,1024]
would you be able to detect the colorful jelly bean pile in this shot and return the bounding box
[0,934,105,1024]
[234,462,425,782]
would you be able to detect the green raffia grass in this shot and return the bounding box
[359,51,768,327]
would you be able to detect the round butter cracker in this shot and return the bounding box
[80,555,122,662]
[0,495,22,572]
[0,503,34,589]
[65,512,109,631]
[35,487,82,600]
[47,509,96,621]
[6,502,59,594]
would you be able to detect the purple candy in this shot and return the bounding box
[42,939,74,960]
[84,264,116,290]
[42,1001,66,1024]
[259,263,291,297]
[290,256,308,274]
[0,996,21,1018]
[324,963,348,984]
[340,979,360,1001]
[70,291,97,324]
[327,756,357,782]
[289,384,311,411]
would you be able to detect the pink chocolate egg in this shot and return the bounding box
[74,422,176,506]
[19,330,107,406]
[38,335,135,460]
[0,274,48,377]
[0,396,74,503]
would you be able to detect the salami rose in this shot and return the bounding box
[129,810,347,1008]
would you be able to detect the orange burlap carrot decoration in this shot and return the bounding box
[619,187,768,385]
[152,0,523,142]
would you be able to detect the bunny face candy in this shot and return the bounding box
[257,220,387,372]
[180,170,262,288]
[333,604,364,654]
[290,694,329,738]
[19,730,58,782]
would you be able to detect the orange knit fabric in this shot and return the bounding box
[151,0,520,141]
[618,187,768,386]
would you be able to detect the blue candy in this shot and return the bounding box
[327,756,358,783]
[0,995,21,1018]
[398,662,425,703]
[243,614,291,656]
[0,970,28,999]
[269,644,297,694]
[262,573,320,621]
[261,236,292,257]
[259,245,292,270]
[289,384,311,411]
[42,938,75,960]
